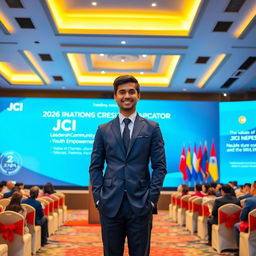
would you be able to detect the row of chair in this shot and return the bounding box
[0,192,67,256]
[169,192,256,256]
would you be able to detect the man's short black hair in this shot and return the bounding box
[195,184,202,191]
[221,184,232,194]
[113,75,140,95]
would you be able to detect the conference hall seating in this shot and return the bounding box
[0,200,10,211]
[211,204,241,253]
[177,195,190,226]
[197,199,215,240]
[0,244,8,256]
[21,203,41,254]
[239,209,256,256]
[0,211,31,256]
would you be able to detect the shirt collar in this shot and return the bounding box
[118,112,137,124]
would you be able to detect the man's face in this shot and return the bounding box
[114,82,140,113]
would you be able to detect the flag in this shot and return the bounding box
[200,141,209,179]
[209,141,219,181]
[192,144,198,181]
[179,146,187,181]
[197,144,204,182]
[186,145,193,181]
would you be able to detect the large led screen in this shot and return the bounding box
[0,98,219,187]
[220,101,256,184]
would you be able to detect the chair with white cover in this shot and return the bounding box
[177,195,190,226]
[186,197,202,234]
[55,192,67,222]
[21,204,41,254]
[185,196,199,230]
[0,199,10,211]
[197,199,215,240]
[239,209,256,256]
[51,194,63,226]
[0,211,31,256]
[40,197,58,233]
[172,194,182,223]
[212,204,241,253]
[169,192,177,219]
[37,198,55,236]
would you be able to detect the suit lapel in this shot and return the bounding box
[126,115,145,157]
[111,116,126,157]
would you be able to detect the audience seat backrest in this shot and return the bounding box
[0,199,10,210]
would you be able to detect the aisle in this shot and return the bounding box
[38,210,223,256]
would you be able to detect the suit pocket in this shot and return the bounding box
[103,179,112,187]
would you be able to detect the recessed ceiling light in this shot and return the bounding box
[223,92,227,97]
[91,2,97,6]
[121,59,125,62]
[140,72,144,75]
[151,3,157,7]
[100,53,104,56]
[101,71,105,74]
[61,86,66,89]
[121,41,126,45]
[182,88,187,91]
[142,54,147,58]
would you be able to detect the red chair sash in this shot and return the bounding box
[43,204,49,216]
[54,200,58,210]
[0,220,23,242]
[249,215,256,232]
[193,203,202,215]
[26,211,35,225]
[203,205,210,217]
[59,197,64,206]
[49,202,54,213]
[181,200,188,210]
[177,198,181,207]
[239,221,249,232]
[219,210,241,228]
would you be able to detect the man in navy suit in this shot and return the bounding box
[234,181,256,246]
[89,75,166,256]
[22,186,48,246]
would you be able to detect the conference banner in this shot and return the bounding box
[0,97,219,187]
[220,101,256,184]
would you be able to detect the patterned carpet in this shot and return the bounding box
[37,210,232,256]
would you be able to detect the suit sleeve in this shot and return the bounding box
[149,124,167,205]
[89,126,106,205]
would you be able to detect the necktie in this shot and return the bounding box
[123,118,131,153]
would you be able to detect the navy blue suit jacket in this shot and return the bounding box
[89,115,166,218]
[240,195,256,221]
[22,197,44,225]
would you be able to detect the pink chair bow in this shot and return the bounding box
[0,220,23,242]
[219,210,241,228]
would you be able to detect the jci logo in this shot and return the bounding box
[7,102,23,111]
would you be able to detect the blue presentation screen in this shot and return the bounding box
[0,97,219,187]
[220,101,256,184]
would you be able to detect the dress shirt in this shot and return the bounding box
[118,112,137,138]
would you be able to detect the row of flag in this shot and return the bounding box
[179,141,219,182]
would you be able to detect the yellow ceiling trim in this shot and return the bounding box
[233,4,256,37]
[67,53,180,87]
[0,62,43,85]
[90,54,156,70]
[197,54,226,88]
[46,0,202,36]
[23,50,50,84]
[0,9,14,33]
